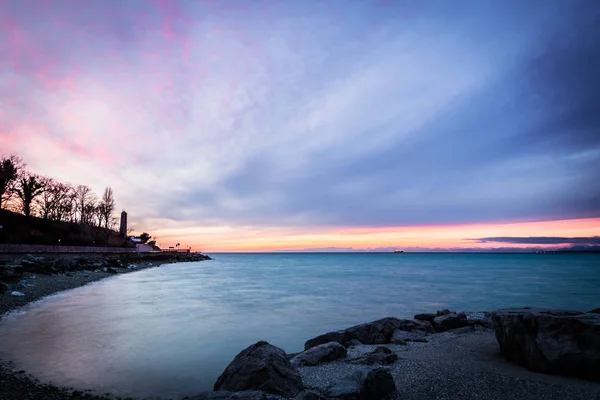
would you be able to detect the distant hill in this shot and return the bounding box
[0,209,132,247]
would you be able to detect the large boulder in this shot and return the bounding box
[491,308,600,381]
[214,341,303,397]
[305,317,432,350]
[413,313,436,322]
[391,329,428,343]
[291,342,347,367]
[324,368,396,400]
[187,391,266,400]
[350,347,398,366]
[589,308,600,314]
[432,312,469,332]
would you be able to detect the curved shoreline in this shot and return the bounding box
[0,254,211,400]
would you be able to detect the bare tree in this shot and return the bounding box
[74,185,97,225]
[38,179,75,221]
[0,155,24,209]
[13,173,46,217]
[97,187,116,229]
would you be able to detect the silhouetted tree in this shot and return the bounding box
[97,187,116,229]
[14,174,46,217]
[74,185,96,225]
[0,155,23,209]
[38,180,75,221]
[139,232,151,243]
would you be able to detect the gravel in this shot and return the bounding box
[298,329,600,399]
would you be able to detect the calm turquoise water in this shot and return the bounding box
[0,253,599,399]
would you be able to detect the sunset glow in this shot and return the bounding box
[1,1,599,252]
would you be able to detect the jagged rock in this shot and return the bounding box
[350,347,398,366]
[324,368,396,400]
[433,312,469,332]
[294,390,330,400]
[414,313,436,322]
[291,342,347,367]
[187,391,267,400]
[391,329,428,343]
[437,309,452,316]
[491,308,600,381]
[465,311,492,328]
[360,368,396,400]
[214,341,303,397]
[305,317,432,350]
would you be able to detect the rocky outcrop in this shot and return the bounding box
[305,317,432,350]
[432,311,469,332]
[350,346,398,366]
[491,308,600,381]
[186,391,267,400]
[291,342,347,367]
[414,312,436,322]
[589,308,600,314]
[214,341,303,397]
[324,368,396,400]
[391,329,428,343]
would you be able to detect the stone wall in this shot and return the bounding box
[0,244,138,254]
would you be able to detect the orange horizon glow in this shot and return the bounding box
[146,217,600,252]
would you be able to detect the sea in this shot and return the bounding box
[0,252,598,399]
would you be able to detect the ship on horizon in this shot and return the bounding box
[393,250,404,253]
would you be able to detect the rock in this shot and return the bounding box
[214,341,303,397]
[350,347,398,366]
[291,342,347,367]
[294,390,330,400]
[305,317,432,350]
[187,391,267,400]
[11,291,25,297]
[414,313,436,322]
[437,309,452,316]
[324,368,396,400]
[344,339,363,348]
[324,371,364,399]
[103,267,118,274]
[0,266,22,283]
[465,311,492,328]
[391,329,428,343]
[433,312,469,332]
[447,326,475,334]
[360,368,396,400]
[0,282,8,294]
[589,308,600,314]
[491,308,600,381]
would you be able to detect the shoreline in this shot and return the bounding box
[0,253,211,400]
[1,256,599,400]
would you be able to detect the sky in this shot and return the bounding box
[1,0,599,251]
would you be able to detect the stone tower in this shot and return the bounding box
[119,211,128,237]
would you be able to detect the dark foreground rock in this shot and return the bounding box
[294,390,329,400]
[305,317,433,350]
[186,391,267,400]
[291,341,347,367]
[324,368,396,400]
[214,341,303,397]
[391,329,428,343]
[350,346,398,366]
[432,311,469,332]
[491,308,600,381]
